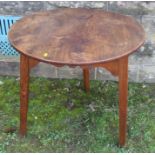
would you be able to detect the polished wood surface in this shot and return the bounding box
[9,8,145,66]
[8,8,145,147]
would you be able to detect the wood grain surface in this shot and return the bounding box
[9,8,145,65]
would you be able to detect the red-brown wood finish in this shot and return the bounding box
[20,54,29,136]
[8,8,145,146]
[118,56,128,146]
[83,68,90,92]
[9,8,145,66]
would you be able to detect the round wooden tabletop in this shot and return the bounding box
[9,8,145,66]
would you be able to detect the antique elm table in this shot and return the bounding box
[8,8,145,146]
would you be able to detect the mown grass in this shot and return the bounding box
[0,76,155,152]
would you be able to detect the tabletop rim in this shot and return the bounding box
[8,8,145,66]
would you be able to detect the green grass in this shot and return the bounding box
[0,76,155,152]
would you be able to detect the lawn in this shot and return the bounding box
[0,76,155,152]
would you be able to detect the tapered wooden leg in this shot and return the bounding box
[20,54,29,136]
[83,68,90,92]
[118,56,128,146]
